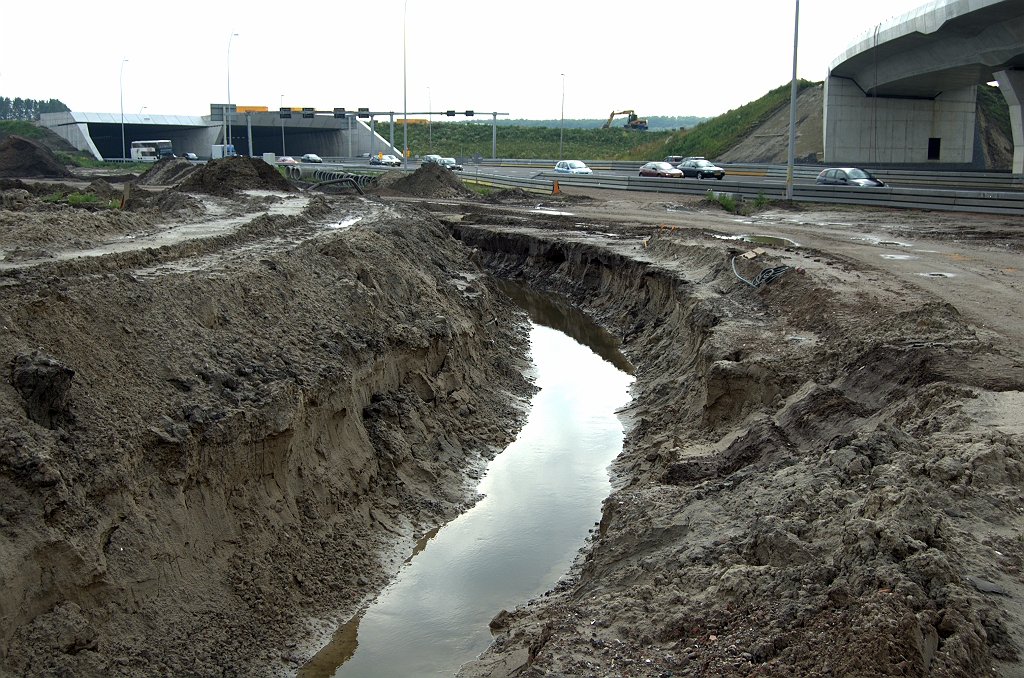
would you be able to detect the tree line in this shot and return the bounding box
[0,97,70,121]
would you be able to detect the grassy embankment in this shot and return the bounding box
[626,80,819,161]
[0,120,151,170]
[373,122,674,161]
[374,81,818,162]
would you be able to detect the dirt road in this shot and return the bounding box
[1,165,1022,678]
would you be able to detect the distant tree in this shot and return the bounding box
[0,97,71,121]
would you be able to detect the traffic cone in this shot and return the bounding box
[552,180,560,195]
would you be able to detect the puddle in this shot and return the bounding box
[880,254,916,260]
[917,272,956,278]
[743,235,799,248]
[327,216,362,230]
[707,233,800,248]
[853,236,913,247]
[299,284,633,677]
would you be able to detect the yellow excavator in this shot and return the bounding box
[601,109,648,131]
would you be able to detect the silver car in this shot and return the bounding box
[554,160,593,174]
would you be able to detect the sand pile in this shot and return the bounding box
[137,157,199,186]
[0,135,75,179]
[374,162,476,199]
[176,156,293,196]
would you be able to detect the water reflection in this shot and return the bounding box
[296,285,633,678]
[495,279,633,374]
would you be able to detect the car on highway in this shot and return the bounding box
[183,152,198,161]
[554,160,593,174]
[677,157,725,180]
[638,161,683,178]
[301,153,323,163]
[379,154,402,166]
[422,154,443,165]
[440,157,463,171]
[663,155,684,164]
[815,167,886,187]
[277,156,298,164]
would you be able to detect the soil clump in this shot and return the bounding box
[176,155,294,196]
[0,135,74,179]
[136,157,199,186]
[371,162,477,199]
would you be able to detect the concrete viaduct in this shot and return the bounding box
[824,0,1024,173]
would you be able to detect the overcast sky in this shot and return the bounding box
[2,0,930,121]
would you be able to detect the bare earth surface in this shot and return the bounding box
[0,165,1022,678]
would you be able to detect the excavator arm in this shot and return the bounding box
[601,109,635,129]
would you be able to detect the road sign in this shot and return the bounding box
[279,107,292,118]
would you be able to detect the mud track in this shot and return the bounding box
[0,177,1022,678]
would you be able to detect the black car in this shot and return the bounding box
[676,158,725,180]
[815,167,885,187]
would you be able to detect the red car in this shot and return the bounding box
[639,161,683,178]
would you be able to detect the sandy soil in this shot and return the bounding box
[0,168,1022,678]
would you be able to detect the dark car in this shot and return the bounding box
[663,155,684,164]
[815,167,885,187]
[638,161,683,178]
[677,158,725,180]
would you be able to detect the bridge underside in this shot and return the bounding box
[824,0,1024,172]
[40,112,399,161]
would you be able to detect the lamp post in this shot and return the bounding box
[120,56,128,160]
[227,31,238,150]
[785,0,799,201]
[559,73,565,161]
[427,86,432,153]
[138,106,146,115]
[280,94,286,156]
[402,0,408,170]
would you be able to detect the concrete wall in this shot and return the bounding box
[824,76,977,165]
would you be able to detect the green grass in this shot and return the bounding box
[977,83,1012,142]
[67,192,98,205]
[627,80,819,161]
[0,120,48,139]
[374,122,673,160]
[369,81,818,162]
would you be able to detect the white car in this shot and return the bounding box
[301,153,323,163]
[554,160,592,174]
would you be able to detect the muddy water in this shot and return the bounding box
[299,284,633,678]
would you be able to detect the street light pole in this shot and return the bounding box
[559,73,565,161]
[120,56,128,161]
[785,0,800,201]
[227,31,238,151]
[428,86,432,154]
[402,0,408,170]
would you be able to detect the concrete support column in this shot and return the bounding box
[994,69,1024,175]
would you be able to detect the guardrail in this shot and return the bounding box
[468,158,1022,190]
[460,171,1023,216]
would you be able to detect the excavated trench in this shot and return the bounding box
[447,216,1024,677]
[2,194,1022,677]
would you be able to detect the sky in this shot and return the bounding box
[1,0,931,121]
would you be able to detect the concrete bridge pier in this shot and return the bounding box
[994,69,1024,175]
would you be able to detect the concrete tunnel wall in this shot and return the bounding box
[823,77,978,165]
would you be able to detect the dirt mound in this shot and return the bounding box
[85,179,118,200]
[378,163,476,199]
[0,134,75,179]
[369,168,405,190]
[137,157,199,186]
[176,155,293,196]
